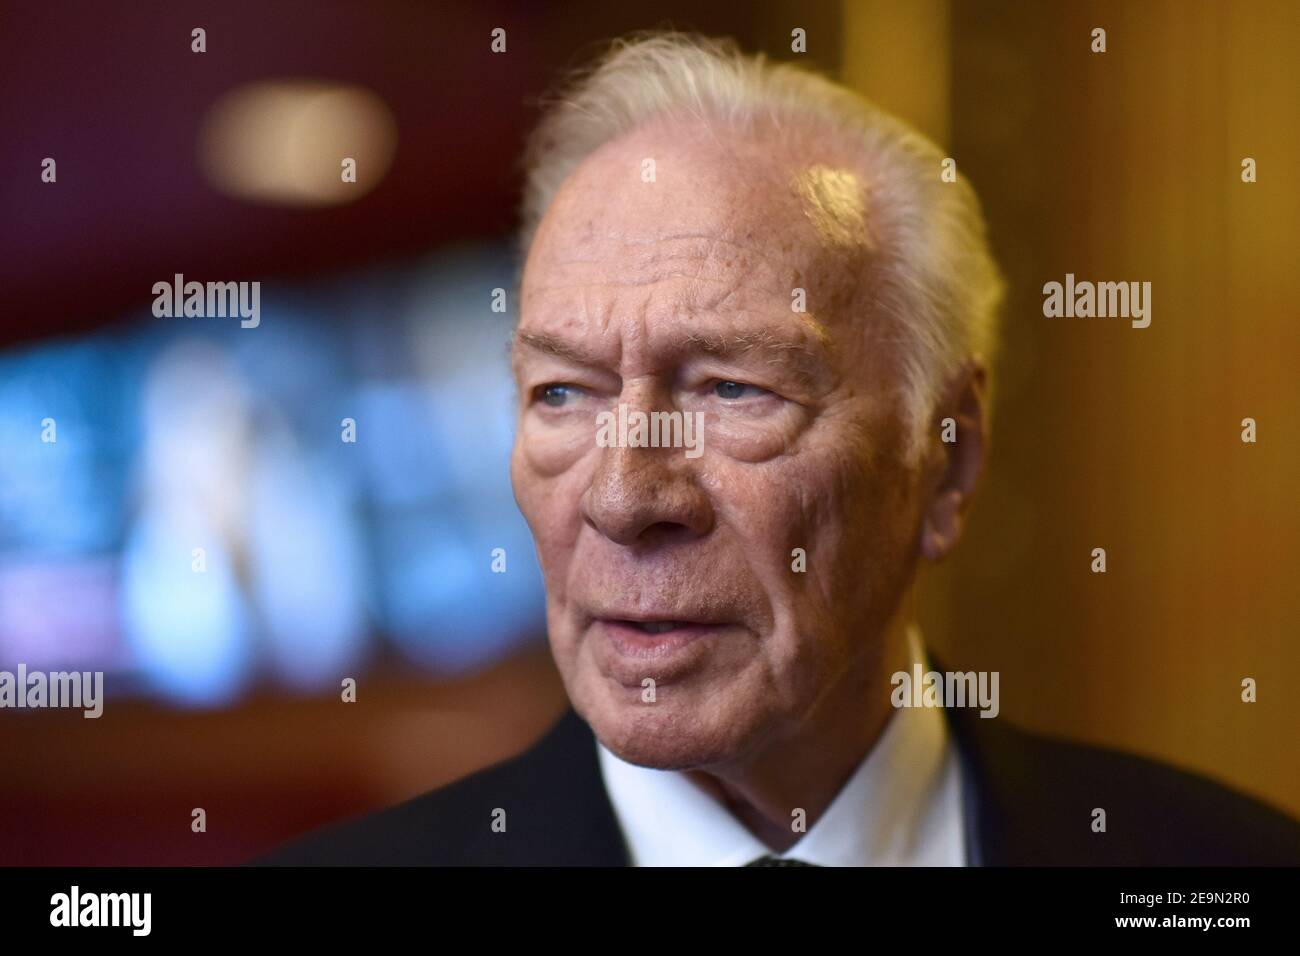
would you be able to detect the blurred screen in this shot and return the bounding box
[0,244,546,707]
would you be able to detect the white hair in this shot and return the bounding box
[520,32,1004,451]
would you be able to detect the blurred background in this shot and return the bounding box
[1,0,1296,864]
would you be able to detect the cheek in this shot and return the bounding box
[511,415,592,522]
[511,439,588,576]
[712,471,815,565]
[701,458,836,635]
[820,433,925,615]
[517,417,593,478]
[713,420,918,624]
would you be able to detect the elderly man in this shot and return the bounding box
[265,34,1300,866]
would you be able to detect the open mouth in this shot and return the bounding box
[594,616,732,674]
[599,618,722,640]
[618,620,681,634]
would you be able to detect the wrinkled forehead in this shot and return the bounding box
[522,116,875,318]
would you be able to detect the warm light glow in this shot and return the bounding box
[198,81,397,207]
[791,165,871,250]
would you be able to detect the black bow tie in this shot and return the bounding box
[743,855,820,866]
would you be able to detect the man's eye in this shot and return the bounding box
[714,380,765,400]
[536,384,580,407]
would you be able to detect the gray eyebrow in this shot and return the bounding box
[512,326,833,391]
[512,330,601,366]
[681,329,831,389]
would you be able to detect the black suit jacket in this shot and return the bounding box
[259,701,1300,866]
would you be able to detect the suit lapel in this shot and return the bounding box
[521,707,631,866]
[929,652,1065,865]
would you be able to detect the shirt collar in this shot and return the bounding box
[596,626,966,866]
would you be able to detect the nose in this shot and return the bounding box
[580,440,714,546]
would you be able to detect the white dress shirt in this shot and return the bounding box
[596,629,967,866]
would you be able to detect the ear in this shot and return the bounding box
[919,361,989,562]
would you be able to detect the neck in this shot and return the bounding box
[685,612,915,852]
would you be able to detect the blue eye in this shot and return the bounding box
[714,380,756,399]
[538,384,577,407]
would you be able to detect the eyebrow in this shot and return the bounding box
[512,330,602,366]
[682,328,832,390]
[513,326,832,390]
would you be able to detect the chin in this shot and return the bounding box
[578,686,761,771]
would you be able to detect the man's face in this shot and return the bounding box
[511,117,930,769]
